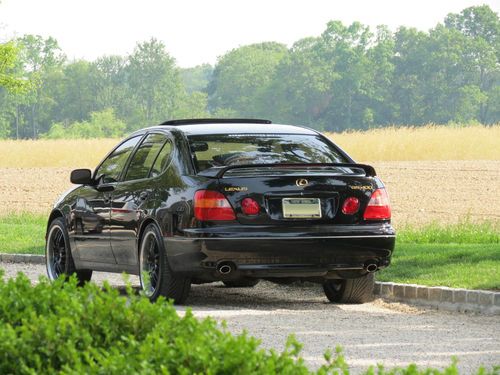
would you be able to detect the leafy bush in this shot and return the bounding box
[44,109,126,139]
[0,272,328,374]
[0,271,496,374]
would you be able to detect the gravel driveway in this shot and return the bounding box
[2,262,499,374]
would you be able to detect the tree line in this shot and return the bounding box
[0,4,498,138]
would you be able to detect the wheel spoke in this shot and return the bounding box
[149,240,155,256]
[150,271,157,287]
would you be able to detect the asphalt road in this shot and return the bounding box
[1,262,499,374]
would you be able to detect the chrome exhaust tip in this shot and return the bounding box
[217,262,234,275]
[365,263,378,273]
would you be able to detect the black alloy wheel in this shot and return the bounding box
[45,217,92,286]
[139,223,191,304]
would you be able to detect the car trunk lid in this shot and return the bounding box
[199,164,380,225]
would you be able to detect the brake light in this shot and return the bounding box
[342,197,360,215]
[194,190,236,221]
[363,188,391,220]
[241,197,260,215]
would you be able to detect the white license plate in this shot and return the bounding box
[282,198,322,219]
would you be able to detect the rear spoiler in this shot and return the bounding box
[198,163,377,178]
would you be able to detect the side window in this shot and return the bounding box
[150,140,173,178]
[123,133,168,181]
[95,136,142,183]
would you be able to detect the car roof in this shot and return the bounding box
[140,122,319,136]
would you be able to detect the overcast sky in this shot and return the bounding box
[1,0,498,67]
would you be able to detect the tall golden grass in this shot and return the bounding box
[0,125,498,168]
[326,124,500,161]
[0,139,119,168]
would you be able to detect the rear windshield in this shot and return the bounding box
[188,133,348,172]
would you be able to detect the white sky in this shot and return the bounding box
[1,0,498,68]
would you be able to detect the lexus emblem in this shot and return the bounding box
[296,178,309,187]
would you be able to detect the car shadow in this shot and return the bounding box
[113,280,339,311]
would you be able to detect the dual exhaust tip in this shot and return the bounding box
[365,263,378,273]
[217,262,235,275]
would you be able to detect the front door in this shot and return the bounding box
[73,135,143,263]
[72,186,113,263]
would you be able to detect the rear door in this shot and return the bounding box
[109,132,173,265]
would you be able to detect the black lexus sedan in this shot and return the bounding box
[46,119,395,304]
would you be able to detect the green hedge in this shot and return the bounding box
[0,271,496,374]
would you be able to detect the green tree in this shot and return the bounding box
[16,35,65,138]
[262,37,336,128]
[0,42,30,93]
[391,27,428,124]
[90,55,135,126]
[208,42,288,117]
[172,91,209,119]
[181,64,213,93]
[56,60,96,122]
[445,5,500,123]
[319,21,373,130]
[126,38,182,125]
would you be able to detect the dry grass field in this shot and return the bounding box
[0,139,118,168]
[326,124,500,161]
[0,125,498,168]
[0,125,498,226]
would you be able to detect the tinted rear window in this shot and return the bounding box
[188,134,347,172]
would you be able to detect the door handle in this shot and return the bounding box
[96,183,115,192]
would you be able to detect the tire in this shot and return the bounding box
[46,217,92,286]
[139,223,191,304]
[323,273,374,304]
[223,278,260,288]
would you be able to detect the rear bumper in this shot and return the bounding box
[165,224,395,279]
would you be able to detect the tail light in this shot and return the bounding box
[241,197,260,215]
[363,188,391,220]
[194,190,236,221]
[342,197,360,215]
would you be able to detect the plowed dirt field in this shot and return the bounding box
[1,160,498,226]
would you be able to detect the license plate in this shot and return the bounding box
[282,198,322,219]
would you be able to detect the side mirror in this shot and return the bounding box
[70,169,93,185]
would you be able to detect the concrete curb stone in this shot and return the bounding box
[0,253,45,264]
[376,281,500,315]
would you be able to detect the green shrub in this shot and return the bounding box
[43,109,126,139]
[0,272,332,374]
[0,271,496,374]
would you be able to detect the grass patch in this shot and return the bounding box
[397,220,499,244]
[0,213,46,254]
[380,221,499,290]
[378,243,500,290]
